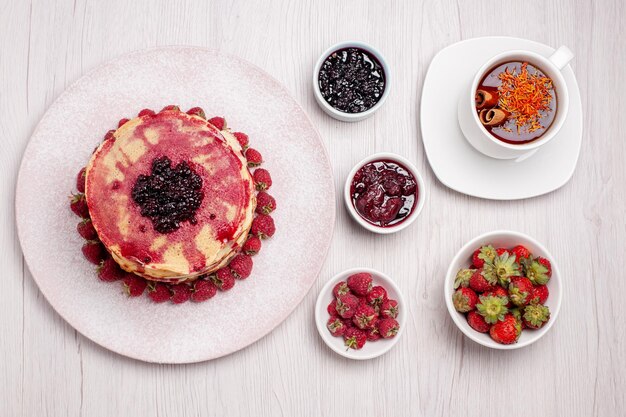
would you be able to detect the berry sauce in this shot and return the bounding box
[132,156,204,233]
[350,160,418,227]
[318,47,385,113]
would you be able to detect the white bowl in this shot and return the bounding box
[444,230,562,349]
[312,41,391,122]
[315,268,406,360]
[344,152,425,234]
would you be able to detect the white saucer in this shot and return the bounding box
[420,37,582,200]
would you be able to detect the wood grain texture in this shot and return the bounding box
[1,0,624,415]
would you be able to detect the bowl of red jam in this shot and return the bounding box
[344,153,425,234]
[313,41,390,122]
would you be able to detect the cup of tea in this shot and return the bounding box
[457,46,574,161]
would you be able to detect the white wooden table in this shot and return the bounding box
[1,1,624,415]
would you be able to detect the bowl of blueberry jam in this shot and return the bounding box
[313,41,390,122]
[344,153,425,234]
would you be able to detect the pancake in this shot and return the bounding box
[85,109,256,282]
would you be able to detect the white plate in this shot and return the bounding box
[421,37,583,200]
[15,47,335,364]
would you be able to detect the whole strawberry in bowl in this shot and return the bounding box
[444,230,562,350]
[315,267,406,360]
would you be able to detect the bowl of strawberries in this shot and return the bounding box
[444,230,562,349]
[315,268,406,360]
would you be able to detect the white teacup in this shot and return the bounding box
[458,46,574,161]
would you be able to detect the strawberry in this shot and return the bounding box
[327,317,347,337]
[118,118,129,127]
[250,214,275,239]
[97,258,127,282]
[452,287,478,313]
[378,318,400,339]
[76,167,86,193]
[483,286,512,307]
[454,268,476,289]
[352,303,378,330]
[242,236,262,255]
[123,275,147,297]
[170,283,192,304]
[229,254,253,279]
[336,293,359,319]
[508,276,534,307]
[347,272,373,296]
[327,299,338,316]
[81,240,106,265]
[511,245,531,262]
[191,279,217,302]
[70,193,90,218]
[77,218,98,240]
[147,282,171,303]
[344,327,367,349]
[476,294,509,324]
[522,304,551,329]
[496,248,509,256]
[211,268,236,291]
[186,107,206,119]
[469,269,496,293]
[526,259,550,285]
[253,168,272,191]
[138,108,155,117]
[380,299,399,319]
[366,327,381,341]
[537,257,552,277]
[160,104,180,112]
[233,132,249,149]
[208,116,226,130]
[332,281,350,298]
[245,148,263,167]
[530,284,549,305]
[366,285,387,306]
[255,192,276,215]
[482,252,520,287]
[472,245,497,268]
[467,310,491,333]
[490,314,522,344]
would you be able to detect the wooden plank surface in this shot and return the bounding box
[1,0,624,415]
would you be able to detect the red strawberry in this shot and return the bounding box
[452,287,479,313]
[118,118,130,127]
[508,276,534,307]
[332,281,350,298]
[186,107,206,119]
[352,303,378,329]
[484,286,512,308]
[246,148,263,167]
[81,240,106,265]
[191,279,217,302]
[344,327,367,349]
[467,310,491,333]
[170,283,192,304]
[496,248,509,256]
[123,275,147,297]
[253,168,272,191]
[242,236,262,255]
[76,167,86,193]
[366,285,388,306]
[208,116,226,130]
[537,257,552,277]
[489,314,522,344]
[229,254,253,279]
[147,282,171,303]
[346,272,373,296]
[327,299,338,316]
[530,284,549,305]
[211,268,236,291]
[378,318,400,339]
[380,299,399,319]
[511,245,531,262]
[522,304,550,329]
[233,132,249,149]
[255,192,276,214]
[138,108,155,117]
[472,245,497,268]
[469,269,496,293]
[336,293,359,319]
[250,214,275,239]
[366,327,381,341]
[97,258,127,282]
[77,218,98,240]
[327,317,347,337]
[70,193,90,218]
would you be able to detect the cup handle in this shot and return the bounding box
[515,149,539,163]
[548,46,574,70]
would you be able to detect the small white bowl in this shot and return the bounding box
[444,230,562,350]
[315,268,406,360]
[344,152,425,234]
[312,41,391,122]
